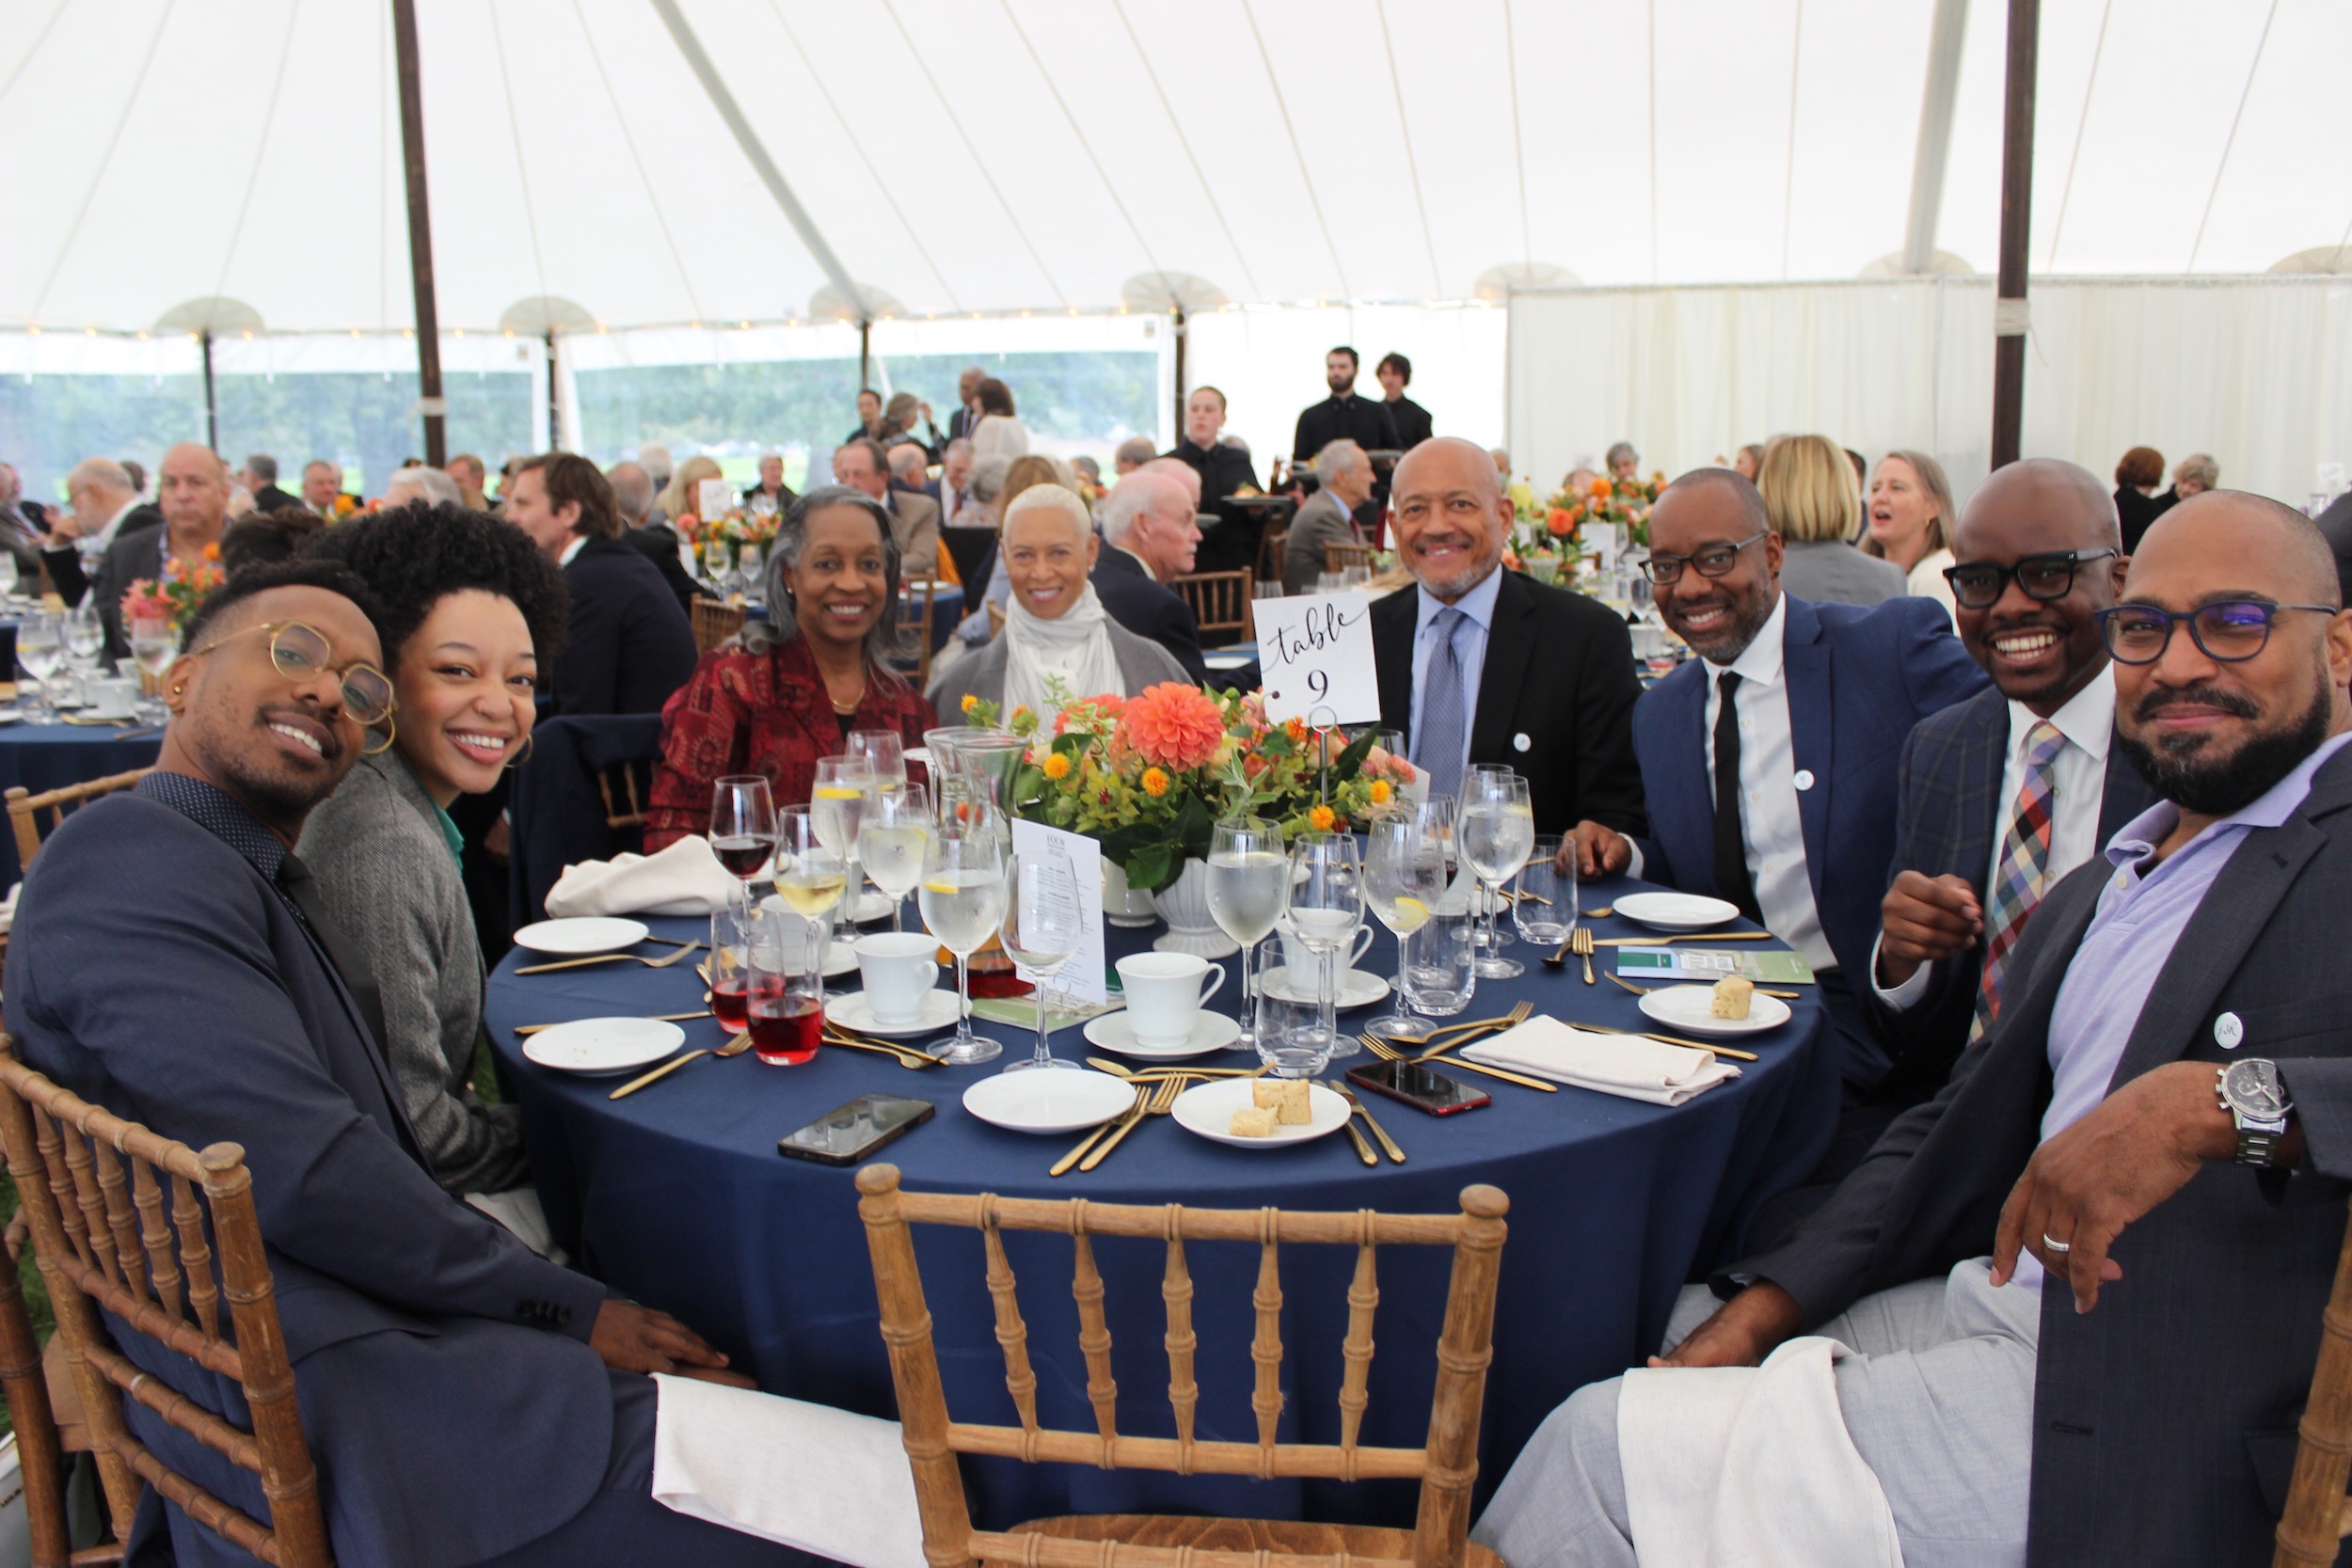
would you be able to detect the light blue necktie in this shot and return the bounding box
[1418,607,1470,800]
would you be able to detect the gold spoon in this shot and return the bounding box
[609,1032,752,1099]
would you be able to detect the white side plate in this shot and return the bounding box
[513,917,652,956]
[1636,984,1793,1038]
[962,1070,1136,1134]
[1171,1079,1351,1148]
[1612,892,1740,932]
[522,1017,686,1075]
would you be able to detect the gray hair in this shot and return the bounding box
[943,436,974,462]
[606,461,655,521]
[637,442,674,489]
[2175,452,2220,489]
[969,453,1014,505]
[745,484,907,687]
[385,465,464,508]
[886,442,929,483]
[68,457,135,495]
[245,453,278,483]
[1605,441,1640,469]
[1100,469,1187,547]
[1313,438,1367,483]
[1114,435,1157,469]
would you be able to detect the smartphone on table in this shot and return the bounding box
[777,1093,934,1165]
[1344,1058,1491,1116]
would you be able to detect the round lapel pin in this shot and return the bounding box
[2214,1011,2244,1051]
[1513,732,1532,752]
[1792,768,1816,792]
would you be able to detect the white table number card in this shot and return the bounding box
[1009,821,1106,1006]
[1256,591,1380,726]
[696,477,735,523]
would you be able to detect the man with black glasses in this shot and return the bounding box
[1568,467,1984,1106]
[1867,459,2155,1118]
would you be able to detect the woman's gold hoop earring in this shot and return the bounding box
[503,732,535,770]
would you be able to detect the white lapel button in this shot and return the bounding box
[1513,732,1531,752]
[1792,769,1816,792]
[2214,1012,2244,1051]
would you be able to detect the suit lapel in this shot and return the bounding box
[1780,599,1836,911]
[1470,573,1538,763]
[1951,689,2010,883]
[1372,587,1419,746]
[2094,736,2156,846]
[1649,666,1716,893]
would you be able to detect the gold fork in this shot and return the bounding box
[1318,1080,1378,1164]
[1572,927,1597,984]
[1378,1002,1534,1050]
[1324,1078,1404,1163]
[516,942,703,975]
[1409,1001,1534,1061]
[1362,1033,1555,1092]
[821,1031,938,1069]
[1055,1076,1185,1175]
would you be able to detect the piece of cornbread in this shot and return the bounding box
[1712,975,1755,1021]
[1252,1078,1312,1125]
[1230,1106,1279,1137]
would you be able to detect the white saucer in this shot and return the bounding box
[1261,965,1391,1008]
[828,989,961,1037]
[1613,893,1740,933]
[522,1017,685,1076]
[1636,983,1794,1039]
[1170,1079,1351,1148]
[513,917,652,957]
[0,710,22,725]
[962,1069,1136,1134]
[1082,1010,1243,1060]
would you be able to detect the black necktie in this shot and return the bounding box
[1711,671,1762,924]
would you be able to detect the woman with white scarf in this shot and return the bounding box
[926,483,1187,718]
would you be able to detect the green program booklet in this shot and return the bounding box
[1614,947,1818,984]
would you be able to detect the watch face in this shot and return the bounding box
[2225,1060,2289,1118]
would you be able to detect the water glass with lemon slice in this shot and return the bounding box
[811,755,874,942]
[1364,807,1450,1040]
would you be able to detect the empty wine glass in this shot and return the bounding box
[918,805,1008,1065]
[1364,810,1448,1040]
[772,806,847,990]
[16,613,63,724]
[61,601,103,687]
[999,845,1084,1072]
[128,613,176,720]
[1284,832,1365,1063]
[857,784,931,932]
[1205,816,1285,1052]
[709,775,779,917]
[1460,771,1536,978]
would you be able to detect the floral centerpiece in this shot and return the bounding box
[960,681,1417,893]
[674,509,780,581]
[1505,489,1587,584]
[119,545,226,633]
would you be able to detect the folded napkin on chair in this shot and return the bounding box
[650,1374,928,1568]
[543,834,740,918]
[1461,1017,1740,1104]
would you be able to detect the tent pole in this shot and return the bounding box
[391,0,447,468]
[1990,0,2040,470]
[545,330,561,451]
[859,320,871,392]
[199,330,217,451]
[1171,304,1186,435]
[1901,0,1970,274]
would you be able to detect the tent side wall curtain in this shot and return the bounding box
[1506,277,2351,512]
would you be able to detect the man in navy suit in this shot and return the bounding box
[3,561,806,1567]
[1573,468,1988,1098]
[508,452,698,716]
[1869,459,2154,1108]
[1092,469,1212,686]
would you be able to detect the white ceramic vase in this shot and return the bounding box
[1102,859,1159,928]
[1148,858,1238,958]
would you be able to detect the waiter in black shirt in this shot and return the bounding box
[1167,385,1263,575]
[1375,353,1434,449]
[1295,346,1399,539]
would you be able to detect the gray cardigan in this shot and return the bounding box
[295,750,528,1196]
[925,617,1190,714]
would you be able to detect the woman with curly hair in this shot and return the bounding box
[645,485,935,847]
[295,501,569,1227]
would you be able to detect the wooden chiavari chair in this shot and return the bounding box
[2276,1200,2352,1566]
[691,596,747,655]
[7,768,155,874]
[1324,542,1375,576]
[0,1044,333,1568]
[855,1164,1510,1568]
[1169,570,1254,644]
[0,1212,127,1564]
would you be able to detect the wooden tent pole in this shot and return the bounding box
[390,0,447,468]
[1990,0,2041,470]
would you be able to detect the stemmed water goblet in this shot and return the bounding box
[1284,832,1365,1063]
[14,613,62,724]
[811,754,875,941]
[1205,816,1286,1053]
[918,802,1009,1065]
[999,845,1084,1072]
[1460,771,1536,978]
[846,730,907,794]
[856,784,931,933]
[128,612,177,721]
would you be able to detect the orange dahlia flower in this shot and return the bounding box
[1117,682,1225,770]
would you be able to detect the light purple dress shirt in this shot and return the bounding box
[2014,729,2352,1291]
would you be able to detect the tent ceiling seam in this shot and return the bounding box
[760,0,961,314]
[878,0,1064,305]
[485,0,553,309]
[378,0,390,330]
[1109,0,1258,301]
[1779,0,1804,281]
[1374,0,1443,297]
[1645,0,1659,284]
[208,0,303,316]
[2042,0,2111,273]
[1900,0,1968,274]
[996,0,1163,285]
[29,0,178,326]
[0,0,72,114]
[570,0,704,325]
[1502,0,1531,269]
[1239,0,1349,299]
[2185,0,2279,273]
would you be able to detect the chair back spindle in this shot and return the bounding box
[691,595,747,655]
[2276,1198,2352,1565]
[1169,570,1253,642]
[7,768,156,873]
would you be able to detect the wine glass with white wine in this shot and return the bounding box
[1459,770,1536,978]
[1204,816,1285,1052]
[773,806,848,991]
[917,804,1009,1065]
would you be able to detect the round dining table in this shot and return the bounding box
[0,718,163,884]
[485,876,1838,1529]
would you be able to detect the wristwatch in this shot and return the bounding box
[2217,1058,2294,1167]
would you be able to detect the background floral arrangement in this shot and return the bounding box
[673,509,779,577]
[961,681,1417,892]
[119,546,225,631]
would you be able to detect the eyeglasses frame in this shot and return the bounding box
[2092,598,2342,666]
[1940,548,2120,610]
[184,619,399,747]
[1640,531,1771,586]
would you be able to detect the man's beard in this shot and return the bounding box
[2118,669,2334,817]
[1669,588,1776,665]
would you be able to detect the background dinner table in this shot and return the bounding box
[0,716,164,885]
[485,874,1838,1529]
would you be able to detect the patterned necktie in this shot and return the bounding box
[1417,607,1470,801]
[1973,721,2069,1038]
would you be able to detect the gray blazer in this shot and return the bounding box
[1736,741,2352,1564]
[926,618,1189,715]
[1774,538,1907,607]
[295,750,527,1196]
[1281,490,1361,594]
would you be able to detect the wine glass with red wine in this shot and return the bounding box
[709,775,779,914]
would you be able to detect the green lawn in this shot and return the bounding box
[0,1174,55,1440]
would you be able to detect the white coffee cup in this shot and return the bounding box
[854,931,940,1023]
[1114,951,1228,1048]
[1277,914,1375,978]
[87,677,140,720]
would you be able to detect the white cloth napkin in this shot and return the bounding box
[650,1374,929,1568]
[1617,1337,1903,1568]
[1460,1016,1740,1104]
[543,834,739,918]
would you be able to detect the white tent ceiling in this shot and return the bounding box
[5,0,2345,337]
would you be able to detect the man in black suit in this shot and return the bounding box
[238,452,298,514]
[1371,437,1645,840]
[1164,386,1262,576]
[1476,492,2352,1568]
[606,459,701,616]
[739,451,797,515]
[1093,470,1210,686]
[1375,352,1433,450]
[1870,459,2153,1110]
[946,364,985,442]
[1293,346,1401,463]
[508,453,696,716]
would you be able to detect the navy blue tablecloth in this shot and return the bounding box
[0,722,163,885]
[485,879,1837,1529]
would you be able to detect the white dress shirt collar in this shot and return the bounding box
[2008,661,2114,764]
[1701,592,1788,689]
[559,534,587,569]
[1412,561,1504,638]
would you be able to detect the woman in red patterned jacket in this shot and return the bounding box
[645,486,934,847]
